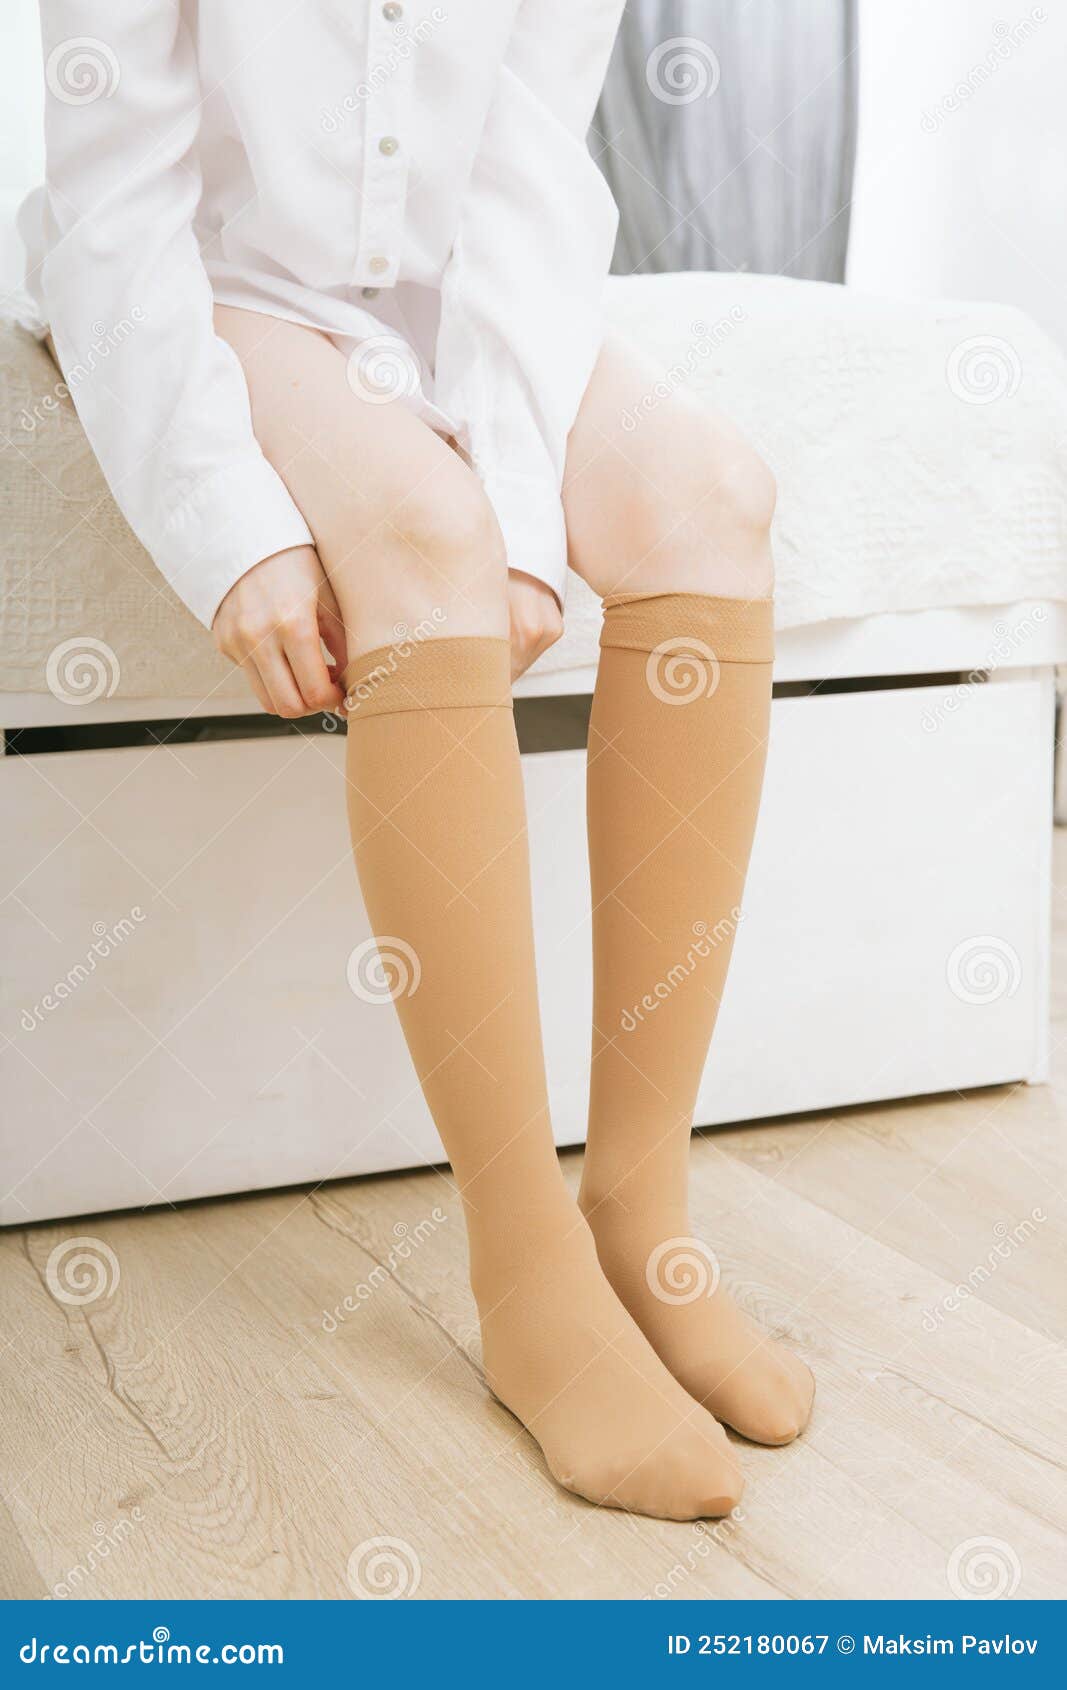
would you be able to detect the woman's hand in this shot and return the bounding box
[213,545,348,717]
[508,570,563,681]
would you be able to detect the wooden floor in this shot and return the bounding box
[2,858,1066,1602]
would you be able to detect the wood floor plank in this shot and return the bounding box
[3,1108,1063,1598]
[707,1081,1065,1338]
[2,840,1064,1598]
[0,1492,48,1599]
[188,1184,778,1600]
[0,1208,507,1599]
[313,1144,1066,1599]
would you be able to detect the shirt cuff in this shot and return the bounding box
[157,456,315,629]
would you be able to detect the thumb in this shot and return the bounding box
[318,584,349,685]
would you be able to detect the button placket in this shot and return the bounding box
[352,1,415,289]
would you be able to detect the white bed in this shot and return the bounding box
[2,275,1065,1225]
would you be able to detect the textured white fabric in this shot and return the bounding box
[18,0,623,625]
[3,272,1066,701]
[543,272,1067,682]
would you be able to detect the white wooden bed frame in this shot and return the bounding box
[1,600,1061,1225]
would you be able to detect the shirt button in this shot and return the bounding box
[368,255,389,275]
[361,287,380,299]
[383,3,403,18]
[378,135,399,156]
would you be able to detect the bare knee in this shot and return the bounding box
[392,463,505,581]
[328,457,508,644]
[570,409,776,602]
[633,418,774,598]
[711,432,778,541]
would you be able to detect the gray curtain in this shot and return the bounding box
[594,0,859,280]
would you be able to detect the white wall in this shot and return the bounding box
[0,1,44,301]
[848,0,1067,348]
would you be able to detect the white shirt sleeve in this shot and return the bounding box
[433,1,623,606]
[37,3,314,628]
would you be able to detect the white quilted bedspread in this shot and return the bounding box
[2,272,1066,700]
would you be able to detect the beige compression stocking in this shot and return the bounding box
[343,635,741,1517]
[579,594,814,1446]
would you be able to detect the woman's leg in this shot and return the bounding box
[565,335,815,1446]
[215,307,742,1518]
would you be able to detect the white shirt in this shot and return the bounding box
[20,1,623,626]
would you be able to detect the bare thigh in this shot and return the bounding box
[214,306,507,653]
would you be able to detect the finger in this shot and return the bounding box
[284,624,344,715]
[508,624,548,682]
[511,636,541,683]
[318,590,349,690]
[239,657,276,715]
[253,641,308,718]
